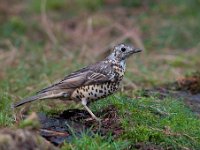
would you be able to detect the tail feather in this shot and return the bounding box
[14,94,44,107]
[14,91,66,108]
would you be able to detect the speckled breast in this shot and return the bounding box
[71,81,120,101]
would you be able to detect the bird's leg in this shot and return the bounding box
[81,98,101,122]
[81,98,102,131]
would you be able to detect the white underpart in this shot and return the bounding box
[120,59,126,70]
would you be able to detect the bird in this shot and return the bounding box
[14,44,142,121]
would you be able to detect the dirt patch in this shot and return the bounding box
[38,105,123,146]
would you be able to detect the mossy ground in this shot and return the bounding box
[0,0,200,149]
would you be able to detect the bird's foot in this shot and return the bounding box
[94,117,102,132]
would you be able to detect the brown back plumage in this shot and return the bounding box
[37,61,114,93]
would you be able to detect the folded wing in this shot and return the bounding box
[37,61,114,94]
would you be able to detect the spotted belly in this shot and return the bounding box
[71,82,120,101]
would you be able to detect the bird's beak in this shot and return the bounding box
[133,48,142,53]
[126,47,142,58]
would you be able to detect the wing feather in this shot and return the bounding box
[37,61,114,94]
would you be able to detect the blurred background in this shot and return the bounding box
[0,0,200,97]
[1,1,200,148]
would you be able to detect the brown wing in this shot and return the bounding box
[37,61,114,94]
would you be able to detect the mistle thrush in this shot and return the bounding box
[14,44,142,121]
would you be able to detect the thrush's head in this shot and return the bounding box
[108,44,142,61]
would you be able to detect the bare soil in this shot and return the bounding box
[38,105,123,146]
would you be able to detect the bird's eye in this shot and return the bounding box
[121,47,126,52]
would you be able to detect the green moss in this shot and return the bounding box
[61,132,129,150]
[115,95,200,149]
[83,94,200,149]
